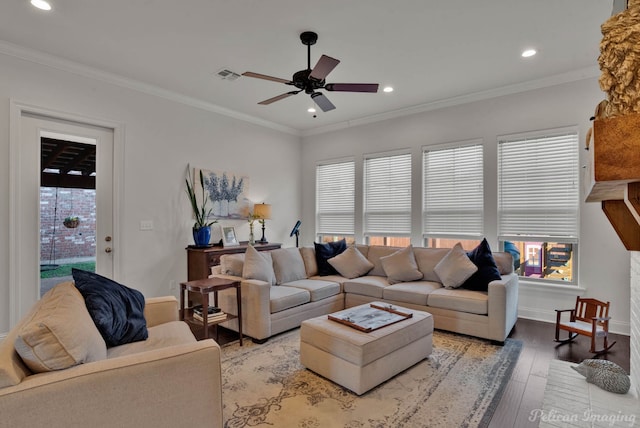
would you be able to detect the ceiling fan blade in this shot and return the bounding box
[311,92,336,112]
[309,55,340,81]
[242,71,291,84]
[324,83,379,93]
[258,91,298,105]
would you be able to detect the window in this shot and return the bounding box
[498,130,579,283]
[423,142,483,247]
[364,152,411,245]
[316,160,355,242]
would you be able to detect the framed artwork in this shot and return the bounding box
[194,168,250,219]
[222,226,239,247]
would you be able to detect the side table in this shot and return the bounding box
[179,277,243,345]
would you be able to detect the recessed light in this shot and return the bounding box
[31,0,52,10]
[521,49,537,58]
[383,86,394,93]
[307,107,316,113]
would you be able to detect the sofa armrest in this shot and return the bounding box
[211,274,272,341]
[0,340,223,428]
[144,296,179,327]
[487,273,519,342]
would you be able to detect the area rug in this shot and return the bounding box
[220,328,521,427]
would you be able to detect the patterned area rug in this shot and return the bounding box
[221,328,522,428]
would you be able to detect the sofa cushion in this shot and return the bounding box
[107,321,196,359]
[242,245,275,285]
[300,247,319,277]
[380,245,424,284]
[427,288,488,315]
[72,269,148,348]
[328,246,374,279]
[14,282,107,373]
[382,281,443,306]
[434,243,478,289]
[344,276,390,299]
[271,247,307,284]
[367,246,402,276]
[309,274,350,286]
[314,239,347,276]
[270,286,311,313]
[219,253,245,277]
[414,247,450,282]
[461,238,502,291]
[282,279,341,302]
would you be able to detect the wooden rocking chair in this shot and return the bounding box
[555,296,616,354]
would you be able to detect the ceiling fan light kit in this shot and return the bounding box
[243,31,379,112]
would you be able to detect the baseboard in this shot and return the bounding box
[518,306,630,336]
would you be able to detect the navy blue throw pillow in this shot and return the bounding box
[72,268,148,347]
[314,239,347,276]
[461,238,502,291]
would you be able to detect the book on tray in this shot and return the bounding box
[192,305,221,317]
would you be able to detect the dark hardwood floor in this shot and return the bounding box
[488,318,630,428]
[216,318,630,428]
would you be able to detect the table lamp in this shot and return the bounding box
[253,203,272,244]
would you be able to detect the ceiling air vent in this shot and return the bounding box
[215,68,241,81]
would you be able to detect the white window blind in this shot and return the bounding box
[498,132,579,240]
[316,161,355,235]
[423,143,483,238]
[364,152,412,235]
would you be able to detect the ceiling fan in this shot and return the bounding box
[242,31,379,112]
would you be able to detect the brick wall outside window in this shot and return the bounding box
[40,187,96,262]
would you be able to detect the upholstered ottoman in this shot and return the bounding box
[300,302,433,395]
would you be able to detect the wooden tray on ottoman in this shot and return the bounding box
[328,303,413,332]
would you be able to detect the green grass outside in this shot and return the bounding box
[40,261,96,279]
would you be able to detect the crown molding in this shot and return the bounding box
[0,40,300,137]
[0,40,600,139]
[301,66,601,137]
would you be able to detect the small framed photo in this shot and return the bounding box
[221,226,239,247]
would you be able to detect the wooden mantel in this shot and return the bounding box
[586,113,640,250]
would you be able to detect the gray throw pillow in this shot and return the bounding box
[571,359,631,394]
[242,245,275,285]
[380,245,423,284]
[219,253,244,277]
[328,246,374,279]
[434,243,478,289]
[271,247,307,284]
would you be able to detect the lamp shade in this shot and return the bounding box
[253,203,272,220]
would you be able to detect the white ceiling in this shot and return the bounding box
[0,0,614,135]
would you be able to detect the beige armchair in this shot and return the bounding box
[0,283,223,428]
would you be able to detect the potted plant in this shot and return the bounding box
[185,166,217,246]
[63,216,80,228]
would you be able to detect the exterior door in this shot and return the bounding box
[16,114,114,320]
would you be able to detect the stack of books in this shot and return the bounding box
[192,305,226,323]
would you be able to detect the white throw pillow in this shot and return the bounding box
[328,246,374,279]
[14,282,107,373]
[271,247,307,284]
[434,243,478,289]
[242,245,275,285]
[380,245,424,284]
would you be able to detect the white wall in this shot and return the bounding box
[301,78,632,334]
[0,53,301,333]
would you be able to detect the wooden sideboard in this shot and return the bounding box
[186,242,282,280]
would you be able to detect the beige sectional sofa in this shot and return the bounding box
[0,282,223,428]
[212,244,518,343]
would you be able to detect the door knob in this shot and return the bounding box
[105,247,112,253]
